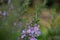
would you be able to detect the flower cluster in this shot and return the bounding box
[21,24,41,40]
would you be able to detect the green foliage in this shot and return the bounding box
[0,0,60,40]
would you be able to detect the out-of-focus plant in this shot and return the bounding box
[0,0,60,40]
[0,0,30,40]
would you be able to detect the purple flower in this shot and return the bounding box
[34,24,41,36]
[34,26,39,32]
[29,33,35,37]
[35,31,41,36]
[27,28,31,33]
[27,25,32,33]
[21,30,27,38]
[21,34,26,38]
[22,30,26,34]
[34,24,39,31]
[31,30,34,34]
[29,33,33,36]
[27,26,34,34]
[21,24,41,40]
[30,27,34,34]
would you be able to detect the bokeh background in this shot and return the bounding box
[0,0,60,40]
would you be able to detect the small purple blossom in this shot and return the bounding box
[34,24,39,31]
[34,26,39,31]
[21,34,26,38]
[22,30,26,34]
[29,33,33,36]
[31,29,34,34]
[21,24,41,40]
[27,25,31,33]
[35,30,41,36]
[27,26,34,34]
[21,30,26,38]
[27,28,31,33]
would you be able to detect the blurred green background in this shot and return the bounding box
[0,0,60,40]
